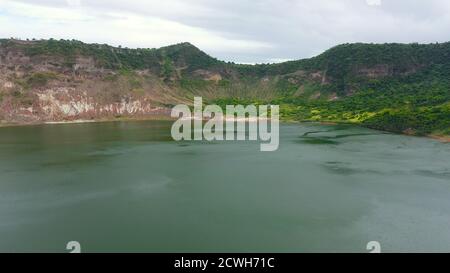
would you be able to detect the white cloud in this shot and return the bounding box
[0,0,272,58]
[366,0,381,6]
[66,0,81,7]
[2,1,91,21]
[1,0,450,63]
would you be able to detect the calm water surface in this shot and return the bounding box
[0,121,449,252]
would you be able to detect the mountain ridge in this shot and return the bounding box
[0,38,449,137]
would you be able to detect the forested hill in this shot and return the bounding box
[0,39,449,137]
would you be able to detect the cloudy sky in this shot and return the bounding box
[1,0,450,63]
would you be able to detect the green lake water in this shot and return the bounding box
[0,121,449,252]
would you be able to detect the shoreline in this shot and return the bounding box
[428,134,450,143]
[1,117,448,143]
[0,115,272,127]
[0,115,175,128]
[44,120,97,125]
[283,119,450,143]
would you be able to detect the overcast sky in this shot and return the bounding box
[1,0,450,63]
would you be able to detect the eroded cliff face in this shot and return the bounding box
[35,88,167,119]
[0,41,175,124]
[0,76,171,124]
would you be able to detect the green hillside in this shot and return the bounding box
[0,39,449,136]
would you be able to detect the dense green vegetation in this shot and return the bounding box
[7,39,223,74]
[212,72,450,136]
[218,44,450,136]
[1,39,449,136]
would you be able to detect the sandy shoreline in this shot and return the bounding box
[180,116,271,122]
[428,134,450,143]
[44,120,97,125]
[0,115,175,128]
[0,115,270,128]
